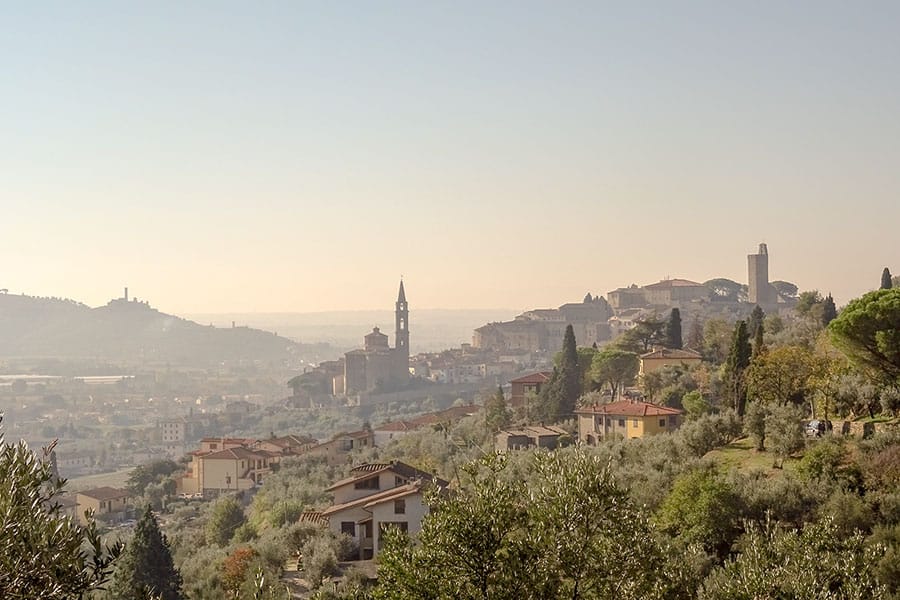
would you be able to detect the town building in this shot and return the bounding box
[576,400,683,443]
[639,348,703,376]
[75,487,131,525]
[342,281,410,395]
[748,243,777,306]
[373,405,480,447]
[495,425,569,452]
[509,371,553,407]
[318,461,448,559]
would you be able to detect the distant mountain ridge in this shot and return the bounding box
[0,293,307,365]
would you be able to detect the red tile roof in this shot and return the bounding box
[510,371,553,384]
[576,400,682,417]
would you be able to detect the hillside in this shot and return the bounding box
[0,293,310,366]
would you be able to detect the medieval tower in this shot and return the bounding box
[748,243,775,305]
[343,280,410,395]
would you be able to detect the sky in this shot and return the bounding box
[2,1,899,314]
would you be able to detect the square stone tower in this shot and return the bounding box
[748,243,775,305]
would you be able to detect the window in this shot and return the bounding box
[394,499,406,514]
[618,419,625,427]
[354,477,379,490]
[210,443,218,450]
[659,419,666,427]
[395,476,406,486]
[341,521,356,536]
[632,419,638,427]
[225,475,232,485]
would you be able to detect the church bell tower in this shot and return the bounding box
[395,279,409,362]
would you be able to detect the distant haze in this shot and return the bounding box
[3,4,898,312]
[186,309,519,353]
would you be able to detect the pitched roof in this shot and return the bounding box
[498,425,568,437]
[326,461,447,492]
[77,487,129,501]
[322,482,427,516]
[576,400,683,417]
[640,348,703,360]
[297,511,328,526]
[642,278,703,290]
[510,371,553,385]
[202,447,268,461]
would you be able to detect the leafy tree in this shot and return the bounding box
[538,326,581,420]
[704,278,747,302]
[655,468,743,556]
[725,321,752,415]
[796,290,824,318]
[206,496,246,546]
[829,289,900,388]
[665,308,683,349]
[222,546,256,596]
[821,293,837,326]
[771,280,799,299]
[681,390,711,419]
[702,318,732,365]
[483,386,510,433]
[108,505,183,600]
[700,517,889,600]
[617,317,666,353]
[590,348,639,401]
[743,401,768,451]
[686,318,704,351]
[765,404,805,468]
[745,345,814,410]
[126,460,180,496]
[0,422,122,599]
[882,267,893,290]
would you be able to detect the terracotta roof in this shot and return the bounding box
[297,511,328,526]
[77,487,129,501]
[499,425,568,437]
[640,348,703,360]
[374,420,413,432]
[326,461,447,492]
[322,482,427,516]
[510,371,553,385]
[200,437,255,445]
[202,447,268,461]
[642,279,703,290]
[576,400,683,417]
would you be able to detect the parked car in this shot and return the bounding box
[805,419,832,437]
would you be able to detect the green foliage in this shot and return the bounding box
[0,422,122,599]
[126,460,180,496]
[745,345,814,408]
[765,404,805,468]
[678,411,742,458]
[701,318,733,364]
[829,288,900,388]
[821,293,837,326]
[882,267,893,290]
[656,467,743,556]
[483,386,510,433]
[700,517,889,600]
[376,449,672,600]
[798,437,846,482]
[616,317,666,353]
[796,289,824,318]
[724,321,752,415]
[590,348,639,400]
[108,505,183,600]
[682,390,711,419]
[205,496,246,546]
[301,534,341,590]
[743,401,768,451]
[666,308,683,349]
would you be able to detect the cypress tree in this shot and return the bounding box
[666,308,683,349]
[752,321,765,358]
[748,305,765,342]
[821,293,837,325]
[109,505,183,600]
[557,324,581,418]
[882,268,893,290]
[725,321,752,416]
[484,385,511,433]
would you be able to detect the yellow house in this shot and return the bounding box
[75,487,131,525]
[639,348,702,376]
[576,400,682,443]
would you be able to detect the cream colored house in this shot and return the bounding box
[320,462,446,560]
[639,348,702,376]
[75,487,130,525]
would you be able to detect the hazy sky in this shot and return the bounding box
[3,2,899,314]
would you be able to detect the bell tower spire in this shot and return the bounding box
[395,279,409,359]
